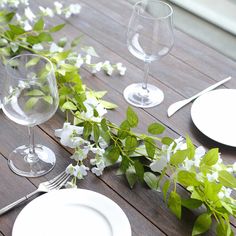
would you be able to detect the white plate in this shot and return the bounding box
[191,89,236,147]
[12,189,131,236]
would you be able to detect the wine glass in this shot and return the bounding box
[124,0,174,108]
[1,54,59,177]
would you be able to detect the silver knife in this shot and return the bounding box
[167,76,232,117]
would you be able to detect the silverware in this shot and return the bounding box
[167,76,232,117]
[0,171,70,216]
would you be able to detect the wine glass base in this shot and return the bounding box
[8,145,56,177]
[123,83,164,108]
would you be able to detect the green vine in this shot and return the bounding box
[0,3,235,235]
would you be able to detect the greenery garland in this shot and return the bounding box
[0,1,235,235]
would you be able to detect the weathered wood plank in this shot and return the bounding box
[0,112,165,236]
[0,154,36,236]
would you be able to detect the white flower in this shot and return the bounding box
[54,1,63,15]
[192,146,206,168]
[98,137,108,149]
[85,55,91,64]
[69,3,81,15]
[24,7,36,22]
[75,54,84,68]
[32,43,44,51]
[90,147,105,156]
[21,0,29,5]
[18,80,30,89]
[50,42,63,53]
[227,167,233,173]
[65,164,74,175]
[55,123,85,148]
[173,137,187,152]
[15,13,22,22]
[22,20,32,31]
[150,155,168,173]
[218,186,232,199]
[116,63,126,75]
[70,147,89,161]
[73,164,89,179]
[91,167,103,176]
[206,171,218,182]
[183,159,194,171]
[102,60,114,75]
[39,6,54,17]
[91,62,103,74]
[96,103,107,117]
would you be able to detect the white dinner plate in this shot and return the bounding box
[191,89,236,147]
[12,188,131,236]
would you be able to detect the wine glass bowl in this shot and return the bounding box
[2,54,59,177]
[124,0,174,108]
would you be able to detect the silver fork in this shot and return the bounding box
[0,171,70,216]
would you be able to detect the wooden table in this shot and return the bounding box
[1,1,236,235]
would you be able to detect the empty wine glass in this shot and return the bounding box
[124,0,174,108]
[2,54,59,177]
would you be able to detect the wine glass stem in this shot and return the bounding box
[27,126,38,162]
[142,61,150,91]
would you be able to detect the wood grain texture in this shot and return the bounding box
[0,0,236,235]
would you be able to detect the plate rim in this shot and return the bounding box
[12,188,131,236]
[191,88,236,147]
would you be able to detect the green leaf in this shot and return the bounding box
[177,170,200,187]
[101,130,110,144]
[117,120,130,139]
[49,23,65,33]
[94,91,107,99]
[57,37,67,48]
[186,135,195,159]
[83,121,92,140]
[125,166,137,188]
[71,35,82,47]
[8,24,25,35]
[27,35,40,44]
[181,198,202,209]
[25,97,39,110]
[62,101,77,111]
[148,123,165,135]
[119,155,130,173]
[218,170,236,188]
[125,136,138,154]
[162,180,170,202]
[126,106,138,128]
[134,160,144,181]
[33,17,44,31]
[144,172,158,190]
[170,149,189,166]
[10,42,18,53]
[144,137,156,158]
[43,96,53,104]
[100,100,117,109]
[0,38,8,47]
[38,32,53,42]
[0,12,15,23]
[192,213,212,236]
[93,123,100,144]
[161,137,174,146]
[200,148,219,166]
[26,57,41,68]
[101,118,108,132]
[25,89,45,96]
[168,191,182,219]
[106,145,120,163]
